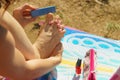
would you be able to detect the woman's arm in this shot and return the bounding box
[0,10,39,60]
[0,26,62,80]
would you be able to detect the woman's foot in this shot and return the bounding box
[34,13,65,58]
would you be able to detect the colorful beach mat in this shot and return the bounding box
[56,27,120,80]
[39,27,120,80]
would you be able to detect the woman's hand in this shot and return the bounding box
[13,3,37,27]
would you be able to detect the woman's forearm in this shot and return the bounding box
[25,57,60,79]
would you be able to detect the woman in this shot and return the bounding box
[0,0,65,80]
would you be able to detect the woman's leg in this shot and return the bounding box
[0,11,65,60]
[0,11,40,59]
[0,26,63,80]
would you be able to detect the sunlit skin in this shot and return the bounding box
[0,1,65,80]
